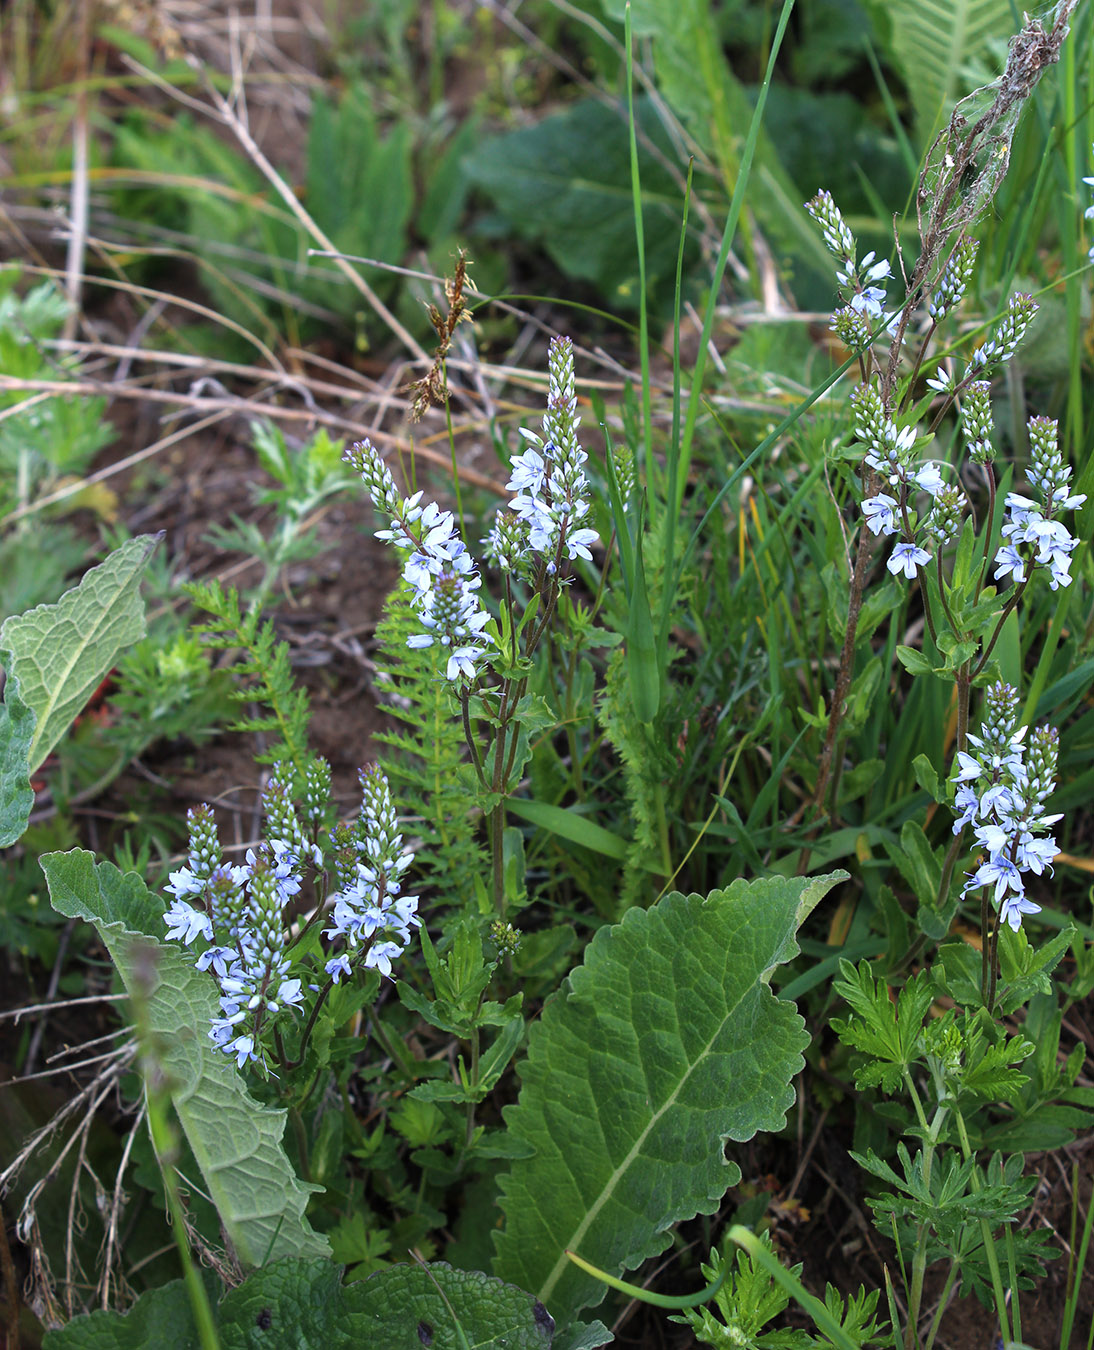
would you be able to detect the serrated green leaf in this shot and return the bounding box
[1,534,159,774]
[886,820,942,908]
[44,1260,554,1350]
[219,1259,554,1350]
[492,872,846,1327]
[911,753,941,802]
[895,645,933,676]
[39,849,329,1267]
[0,659,35,848]
[0,536,159,846]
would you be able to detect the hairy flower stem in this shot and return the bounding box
[987,906,1002,1013]
[814,490,879,818]
[980,886,992,1001]
[460,687,488,790]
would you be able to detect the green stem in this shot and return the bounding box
[922,1260,961,1350]
[953,1109,1012,1345]
[465,1023,480,1149]
[288,1106,312,1183]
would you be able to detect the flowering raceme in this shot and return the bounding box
[323,766,420,983]
[345,443,494,683]
[492,335,599,575]
[952,683,1061,931]
[994,417,1085,591]
[805,190,895,343]
[163,799,309,1069]
[161,763,421,1071]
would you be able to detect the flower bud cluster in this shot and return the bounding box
[961,382,994,465]
[611,438,636,501]
[967,293,1037,376]
[923,484,965,545]
[830,307,875,354]
[346,440,493,683]
[1084,145,1094,261]
[993,417,1085,591]
[323,766,421,984]
[952,682,1062,932]
[302,757,332,828]
[929,237,978,320]
[263,764,322,868]
[499,337,599,576]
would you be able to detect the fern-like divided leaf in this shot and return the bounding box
[185,579,312,777]
[884,0,1014,144]
[492,872,846,1330]
[372,582,488,904]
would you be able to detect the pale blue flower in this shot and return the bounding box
[999,891,1042,931]
[863,494,899,536]
[968,852,1024,905]
[165,866,204,900]
[993,545,1026,584]
[913,464,945,498]
[164,898,212,945]
[887,542,931,578]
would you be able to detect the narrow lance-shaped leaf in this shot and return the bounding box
[39,849,330,1267]
[492,872,846,1329]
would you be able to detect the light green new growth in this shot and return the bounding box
[186,578,313,780]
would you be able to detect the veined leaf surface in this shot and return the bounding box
[492,873,845,1329]
[0,534,159,846]
[43,1259,554,1350]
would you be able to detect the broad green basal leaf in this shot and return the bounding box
[43,1259,555,1350]
[39,848,329,1267]
[492,873,846,1329]
[0,534,159,846]
[464,96,694,312]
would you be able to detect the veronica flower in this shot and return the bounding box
[164,898,213,946]
[953,684,1060,932]
[345,439,494,683]
[999,892,1043,931]
[862,494,899,536]
[887,542,931,578]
